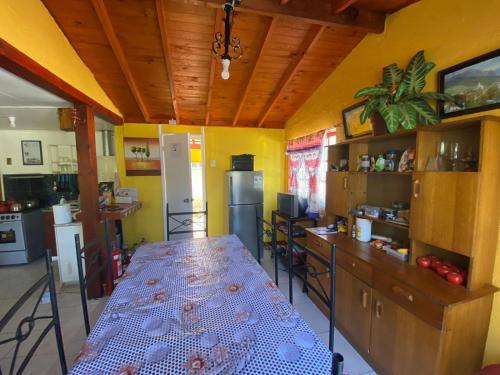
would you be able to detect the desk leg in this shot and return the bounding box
[272,211,278,287]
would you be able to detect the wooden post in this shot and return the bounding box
[74,104,102,299]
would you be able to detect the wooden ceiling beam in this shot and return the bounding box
[90,0,151,122]
[172,0,385,33]
[204,8,223,126]
[257,24,325,128]
[232,17,278,127]
[156,0,181,124]
[331,0,359,14]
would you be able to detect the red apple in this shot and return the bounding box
[441,262,459,273]
[416,256,432,268]
[430,259,443,271]
[436,265,452,278]
[447,272,464,285]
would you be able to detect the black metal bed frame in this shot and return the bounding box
[291,239,343,374]
[0,249,67,375]
[255,211,274,270]
[74,220,113,336]
[166,202,208,240]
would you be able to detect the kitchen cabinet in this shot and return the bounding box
[326,171,349,217]
[410,171,478,256]
[370,289,441,375]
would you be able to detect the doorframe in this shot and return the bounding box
[158,126,207,241]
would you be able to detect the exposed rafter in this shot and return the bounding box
[331,0,359,14]
[156,0,181,124]
[257,24,325,128]
[173,0,384,33]
[205,8,223,126]
[232,17,278,127]
[90,0,151,122]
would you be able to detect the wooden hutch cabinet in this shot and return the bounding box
[306,116,499,375]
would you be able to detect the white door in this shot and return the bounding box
[161,133,193,240]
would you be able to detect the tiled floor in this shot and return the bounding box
[0,249,376,375]
[260,252,376,375]
[0,257,108,375]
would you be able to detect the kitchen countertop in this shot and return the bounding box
[99,201,142,220]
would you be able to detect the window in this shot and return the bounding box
[287,128,336,217]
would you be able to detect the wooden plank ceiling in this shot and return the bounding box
[42,0,419,128]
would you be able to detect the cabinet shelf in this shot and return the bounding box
[354,214,409,230]
[349,171,412,176]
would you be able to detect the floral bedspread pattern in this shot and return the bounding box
[69,235,332,375]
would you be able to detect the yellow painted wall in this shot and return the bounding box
[286,0,500,140]
[115,124,285,246]
[285,0,500,365]
[0,0,119,115]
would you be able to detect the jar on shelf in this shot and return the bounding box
[385,150,399,171]
[360,154,370,172]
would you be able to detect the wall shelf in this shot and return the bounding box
[354,214,409,230]
[349,171,412,176]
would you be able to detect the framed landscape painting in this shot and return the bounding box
[124,137,161,176]
[438,49,500,118]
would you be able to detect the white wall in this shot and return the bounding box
[0,129,76,174]
[0,129,116,199]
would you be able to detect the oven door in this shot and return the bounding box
[0,221,25,251]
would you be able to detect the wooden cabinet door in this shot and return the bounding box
[334,266,352,334]
[326,171,349,217]
[370,290,441,375]
[410,172,478,256]
[349,276,372,354]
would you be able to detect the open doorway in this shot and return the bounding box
[160,130,207,241]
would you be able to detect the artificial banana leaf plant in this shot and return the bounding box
[354,50,454,133]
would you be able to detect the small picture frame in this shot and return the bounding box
[342,101,374,139]
[438,48,500,118]
[21,140,43,165]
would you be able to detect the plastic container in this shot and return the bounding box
[385,150,399,171]
[356,217,372,242]
[53,201,72,224]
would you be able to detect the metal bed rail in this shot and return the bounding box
[74,219,113,336]
[291,238,343,374]
[0,249,67,375]
[166,202,208,240]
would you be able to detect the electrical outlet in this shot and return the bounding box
[210,159,216,168]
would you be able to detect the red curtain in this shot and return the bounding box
[286,131,325,215]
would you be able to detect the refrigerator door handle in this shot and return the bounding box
[229,176,234,204]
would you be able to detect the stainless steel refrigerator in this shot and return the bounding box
[226,171,263,259]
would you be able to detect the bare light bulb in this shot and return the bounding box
[8,116,16,128]
[221,58,230,80]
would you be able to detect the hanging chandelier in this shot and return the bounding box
[212,0,243,80]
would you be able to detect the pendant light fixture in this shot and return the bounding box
[212,0,243,80]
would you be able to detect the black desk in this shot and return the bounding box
[271,210,317,304]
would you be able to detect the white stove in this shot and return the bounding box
[0,209,45,265]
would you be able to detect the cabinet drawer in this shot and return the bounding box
[336,250,372,285]
[374,271,444,330]
[306,232,331,260]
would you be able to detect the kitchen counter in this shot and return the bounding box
[99,201,142,221]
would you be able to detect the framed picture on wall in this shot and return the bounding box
[21,140,43,165]
[342,101,374,139]
[438,48,500,118]
[124,137,161,176]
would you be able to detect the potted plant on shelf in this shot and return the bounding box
[354,50,454,133]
